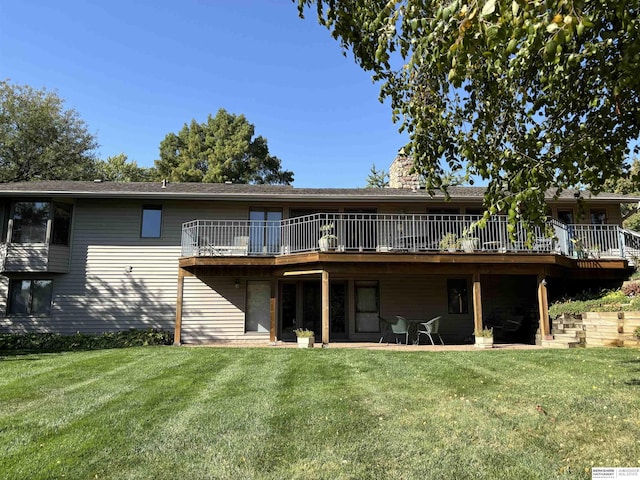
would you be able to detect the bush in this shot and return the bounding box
[0,328,174,353]
[622,281,640,297]
[549,289,640,318]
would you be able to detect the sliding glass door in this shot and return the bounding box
[249,209,282,254]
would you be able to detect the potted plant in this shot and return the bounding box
[294,328,315,348]
[571,238,585,259]
[474,327,494,349]
[319,223,338,252]
[439,232,459,253]
[634,326,640,346]
[461,233,480,253]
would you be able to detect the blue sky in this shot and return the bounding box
[1,0,408,187]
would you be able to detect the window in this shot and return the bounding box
[141,205,162,238]
[52,203,72,245]
[465,207,484,216]
[8,279,53,315]
[11,202,50,243]
[245,281,271,333]
[557,209,574,224]
[427,207,460,215]
[590,209,607,225]
[447,279,469,314]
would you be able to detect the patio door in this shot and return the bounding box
[249,209,282,254]
[279,280,347,340]
[302,281,347,339]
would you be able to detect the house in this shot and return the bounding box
[1,156,639,346]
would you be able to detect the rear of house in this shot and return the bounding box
[1,169,638,346]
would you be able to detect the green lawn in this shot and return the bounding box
[1,347,639,480]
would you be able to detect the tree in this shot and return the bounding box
[297,1,640,234]
[604,157,640,229]
[0,79,98,182]
[365,163,389,187]
[154,109,293,184]
[94,154,152,182]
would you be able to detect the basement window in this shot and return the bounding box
[8,279,53,315]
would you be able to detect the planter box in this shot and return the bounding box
[296,336,315,348]
[474,336,494,349]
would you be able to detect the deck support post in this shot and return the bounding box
[472,272,483,334]
[322,269,330,346]
[174,267,185,345]
[537,273,550,339]
[270,279,277,344]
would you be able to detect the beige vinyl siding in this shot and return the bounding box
[47,245,70,272]
[0,199,250,334]
[0,276,7,317]
[377,274,474,343]
[0,200,6,240]
[3,244,49,272]
[1,245,69,273]
[181,276,243,343]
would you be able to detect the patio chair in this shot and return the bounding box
[390,316,410,345]
[378,316,397,343]
[416,316,444,345]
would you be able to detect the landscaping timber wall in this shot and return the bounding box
[580,312,640,347]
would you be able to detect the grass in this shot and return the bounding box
[1,347,640,479]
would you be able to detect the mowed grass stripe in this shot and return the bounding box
[1,347,639,479]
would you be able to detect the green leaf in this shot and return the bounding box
[481,0,496,17]
[511,0,519,17]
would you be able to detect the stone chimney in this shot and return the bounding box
[388,150,421,190]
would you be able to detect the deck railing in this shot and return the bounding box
[184,214,572,257]
[181,214,639,262]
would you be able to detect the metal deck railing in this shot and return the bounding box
[180,213,639,263]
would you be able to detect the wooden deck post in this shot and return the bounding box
[270,279,277,344]
[472,272,483,334]
[174,268,185,346]
[537,273,550,339]
[322,270,330,346]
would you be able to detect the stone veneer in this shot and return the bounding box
[388,155,421,190]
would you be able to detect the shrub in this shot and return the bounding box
[293,328,314,338]
[549,289,640,318]
[622,281,640,297]
[0,328,174,353]
[474,327,493,337]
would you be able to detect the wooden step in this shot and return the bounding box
[541,339,582,349]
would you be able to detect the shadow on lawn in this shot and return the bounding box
[618,358,640,386]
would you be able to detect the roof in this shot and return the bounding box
[0,180,637,203]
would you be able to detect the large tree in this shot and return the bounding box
[0,79,98,182]
[154,109,293,184]
[297,0,640,233]
[94,153,152,182]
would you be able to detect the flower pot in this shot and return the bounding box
[319,236,337,252]
[461,238,480,253]
[296,336,315,348]
[474,336,494,349]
